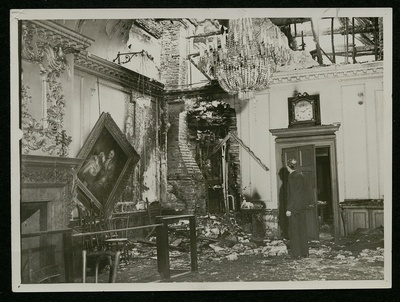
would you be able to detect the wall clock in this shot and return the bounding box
[288,92,321,127]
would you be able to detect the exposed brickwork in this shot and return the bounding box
[166,100,186,178]
[159,19,241,213]
[160,20,194,89]
[178,111,203,176]
[166,100,207,214]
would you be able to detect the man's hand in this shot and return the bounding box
[286,210,291,217]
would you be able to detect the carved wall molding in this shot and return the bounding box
[271,61,383,85]
[74,53,164,96]
[22,20,91,79]
[21,20,94,54]
[21,83,72,156]
[20,20,90,156]
[21,155,83,225]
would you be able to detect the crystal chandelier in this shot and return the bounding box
[213,18,292,100]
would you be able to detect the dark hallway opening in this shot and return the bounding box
[316,147,333,240]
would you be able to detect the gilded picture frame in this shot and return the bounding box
[76,112,140,215]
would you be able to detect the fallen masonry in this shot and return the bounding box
[81,214,384,282]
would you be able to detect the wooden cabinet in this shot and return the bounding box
[341,204,384,235]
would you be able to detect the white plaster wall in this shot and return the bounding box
[69,69,129,157]
[142,150,159,203]
[235,64,384,210]
[97,83,127,130]
[240,94,271,203]
[340,84,369,199]
[338,78,384,200]
[123,26,161,81]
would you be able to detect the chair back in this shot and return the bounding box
[78,206,107,252]
[107,216,129,239]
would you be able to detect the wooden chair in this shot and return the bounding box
[104,216,130,264]
[30,264,61,283]
[82,250,121,283]
[76,205,107,252]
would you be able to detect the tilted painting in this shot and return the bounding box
[76,112,139,215]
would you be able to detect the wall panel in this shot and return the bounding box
[341,84,369,199]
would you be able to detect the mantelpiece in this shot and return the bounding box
[21,155,83,230]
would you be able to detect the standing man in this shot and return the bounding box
[286,158,309,259]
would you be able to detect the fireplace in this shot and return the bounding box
[20,155,82,283]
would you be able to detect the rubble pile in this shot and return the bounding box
[88,216,384,282]
[160,214,289,261]
[307,226,385,263]
[119,215,384,265]
[197,214,243,240]
[335,226,384,255]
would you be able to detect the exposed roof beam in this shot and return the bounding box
[188,56,213,81]
[186,29,224,39]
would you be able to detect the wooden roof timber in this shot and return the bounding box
[208,131,269,172]
[270,18,311,26]
[216,18,310,28]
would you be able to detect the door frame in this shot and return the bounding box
[282,145,319,241]
[270,125,341,242]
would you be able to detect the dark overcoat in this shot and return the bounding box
[286,170,310,213]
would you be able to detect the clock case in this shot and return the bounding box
[288,92,321,127]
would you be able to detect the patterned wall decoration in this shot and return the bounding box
[21,83,72,156]
[20,20,91,157]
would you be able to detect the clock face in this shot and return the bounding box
[294,100,313,121]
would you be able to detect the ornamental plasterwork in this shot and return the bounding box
[21,20,93,54]
[271,61,383,85]
[21,84,72,156]
[22,20,85,79]
[21,20,92,156]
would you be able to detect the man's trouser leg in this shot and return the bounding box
[289,213,301,257]
[298,211,309,256]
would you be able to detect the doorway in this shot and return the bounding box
[271,124,341,242]
[316,147,334,240]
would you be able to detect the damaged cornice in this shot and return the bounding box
[164,80,228,100]
[134,19,163,39]
[74,53,164,96]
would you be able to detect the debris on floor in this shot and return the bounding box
[81,214,385,283]
[121,214,384,264]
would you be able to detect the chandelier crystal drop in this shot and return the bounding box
[214,18,292,100]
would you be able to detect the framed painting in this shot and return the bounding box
[76,112,140,215]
